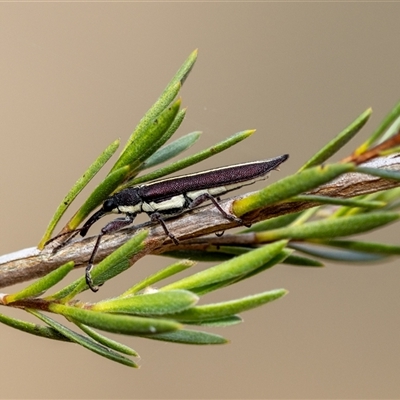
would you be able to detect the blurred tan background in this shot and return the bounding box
[1,3,400,399]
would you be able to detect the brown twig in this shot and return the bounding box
[1,154,400,289]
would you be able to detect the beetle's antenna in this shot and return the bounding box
[79,208,107,237]
[45,208,107,253]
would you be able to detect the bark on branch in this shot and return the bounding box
[1,155,399,289]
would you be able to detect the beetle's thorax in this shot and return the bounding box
[110,188,143,214]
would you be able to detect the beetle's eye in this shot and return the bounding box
[103,198,116,212]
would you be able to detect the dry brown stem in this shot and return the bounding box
[1,155,399,289]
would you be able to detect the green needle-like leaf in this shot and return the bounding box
[167,48,198,87]
[257,212,400,241]
[207,250,291,293]
[290,242,386,262]
[311,238,400,255]
[184,315,243,327]
[379,115,400,144]
[28,309,138,367]
[355,100,400,154]
[120,49,196,158]
[300,108,371,170]
[373,186,400,206]
[234,163,354,217]
[111,83,181,174]
[283,253,324,267]
[5,262,74,304]
[141,329,228,345]
[46,280,82,302]
[139,131,201,170]
[355,166,400,182]
[49,303,181,335]
[131,107,187,172]
[122,259,195,296]
[293,194,385,209]
[112,99,182,174]
[92,290,198,315]
[163,289,287,322]
[74,323,139,356]
[38,139,120,248]
[177,251,289,297]
[0,312,70,342]
[160,240,287,292]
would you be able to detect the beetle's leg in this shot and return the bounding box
[86,214,135,292]
[150,212,179,245]
[188,192,243,224]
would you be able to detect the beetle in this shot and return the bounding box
[50,154,289,291]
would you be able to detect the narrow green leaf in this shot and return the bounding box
[0,312,70,342]
[141,329,228,345]
[5,262,74,304]
[355,166,400,182]
[355,100,400,154]
[217,250,291,289]
[137,107,187,168]
[92,290,199,315]
[46,280,82,302]
[289,207,320,227]
[290,242,386,262]
[28,309,138,367]
[311,238,400,255]
[128,129,255,186]
[379,114,400,143]
[257,212,400,241]
[75,323,139,356]
[300,108,371,170]
[160,240,287,292]
[183,315,243,327]
[293,194,385,209]
[112,99,182,174]
[178,250,290,297]
[123,259,196,296]
[38,139,120,248]
[49,303,181,335]
[140,131,201,170]
[372,187,400,207]
[163,289,287,322]
[111,85,181,174]
[234,163,355,217]
[283,253,324,267]
[166,48,198,87]
[68,165,130,229]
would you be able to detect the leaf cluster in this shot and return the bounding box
[1,50,400,367]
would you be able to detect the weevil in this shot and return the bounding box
[49,154,289,291]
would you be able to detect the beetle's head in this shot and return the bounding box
[102,197,118,212]
[79,188,141,237]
